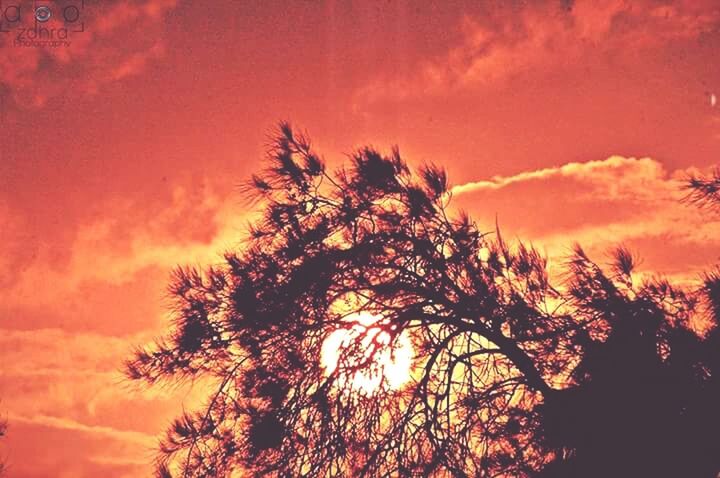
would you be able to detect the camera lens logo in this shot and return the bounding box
[1,1,87,47]
[34,5,52,22]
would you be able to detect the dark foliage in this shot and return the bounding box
[538,249,720,477]
[686,168,720,210]
[534,175,720,477]
[128,124,720,477]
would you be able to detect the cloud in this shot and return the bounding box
[355,0,720,105]
[0,329,155,478]
[0,327,212,476]
[0,199,38,289]
[451,156,669,198]
[0,178,245,474]
[0,178,253,333]
[0,0,178,108]
[451,156,720,282]
[0,328,170,425]
[108,41,165,80]
[6,413,154,447]
[0,414,154,477]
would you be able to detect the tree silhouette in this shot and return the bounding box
[535,170,720,478]
[687,168,720,210]
[0,416,5,476]
[536,246,720,477]
[128,124,719,477]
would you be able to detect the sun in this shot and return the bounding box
[320,312,413,394]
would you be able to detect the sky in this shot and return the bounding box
[1,0,719,476]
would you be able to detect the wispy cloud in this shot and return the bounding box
[1,412,156,476]
[7,413,155,447]
[452,155,720,281]
[355,0,720,105]
[452,156,669,197]
[0,179,252,333]
[0,327,209,475]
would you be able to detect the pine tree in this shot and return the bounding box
[128,125,720,477]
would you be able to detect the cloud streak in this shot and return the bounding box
[451,156,669,196]
[7,413,155,447]
[0,327,211,476]
[452,155,720,283]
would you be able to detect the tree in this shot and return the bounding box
[536,247,720,477]
[687,168,720,210]
[534,170,720,478]
[0,416,5,476]
[128,124,719,477]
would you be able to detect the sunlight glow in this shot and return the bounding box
[320,312,413,394]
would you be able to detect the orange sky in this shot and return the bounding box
[1,1,720,476]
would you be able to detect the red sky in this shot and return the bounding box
[1,1,719,476]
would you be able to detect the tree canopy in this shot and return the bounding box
[128,124,720,477]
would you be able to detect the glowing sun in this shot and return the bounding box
[320,312,413,394]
